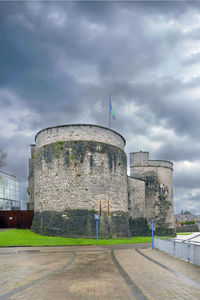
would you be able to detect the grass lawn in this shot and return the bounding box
[0,229,152,247]
[176,232,192,235]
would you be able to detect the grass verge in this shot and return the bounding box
[0,229,152,246]
[176,232,192,235]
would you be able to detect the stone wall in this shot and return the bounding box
[28,126,175,237]
[33,140,128,213]
[128,176,145,219]
[35,124,125,151]
[176,225,199,233]
[32,210,130,238]
[130,152,175,235]
[127,176,149,236]
[30,125,129,237]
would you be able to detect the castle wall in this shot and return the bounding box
[127,176,149,236]
[130,152,175,235]
[30,125,129,237]
[128,176,145,219]
[29,125,175,237]
[33,141,128,213]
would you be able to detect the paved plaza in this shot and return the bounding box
[0,243,200,300]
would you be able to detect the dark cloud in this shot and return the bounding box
[0,1,200,213]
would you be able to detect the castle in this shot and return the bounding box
[28,124,175,237]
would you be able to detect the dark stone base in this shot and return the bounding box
[129,217,176,236]
[154,227,175,236]
[31,209,130,238]
[31,210,175,237]
[129,217,150,236]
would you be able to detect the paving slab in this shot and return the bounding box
[0,247,134,300]
[140,248,200,284]
[0,244,200,299]
[115,248,200,300]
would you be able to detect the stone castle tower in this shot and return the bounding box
[28,124,175,237]
[128,152,174,235]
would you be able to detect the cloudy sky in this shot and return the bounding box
[0,1,200,213]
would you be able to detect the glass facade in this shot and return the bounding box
[0,172,21,210]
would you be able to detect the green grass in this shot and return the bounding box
[0,229,152,247]
[155,232,192,240]
[155,236,174,240]
[176,232,192,235]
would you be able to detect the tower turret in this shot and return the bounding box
[130,151,175,235]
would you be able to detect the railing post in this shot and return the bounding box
[173,240,175,256]
[187,241,190,263]
[152,218,154,250]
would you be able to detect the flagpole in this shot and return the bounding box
[109,94,111,129]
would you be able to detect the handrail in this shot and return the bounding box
[154,236,200,266]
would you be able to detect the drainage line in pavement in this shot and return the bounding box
[136,249,200,289]
[111,250,149,300]
[0,249,107,255]
[0,252,77,300]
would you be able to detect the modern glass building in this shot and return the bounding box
[0,171,21,210]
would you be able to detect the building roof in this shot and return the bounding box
[0,171,19,181]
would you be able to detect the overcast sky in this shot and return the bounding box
[0,1,200,214]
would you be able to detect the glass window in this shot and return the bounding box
[0,174,21,210]
[0,199,4,210]
[11,201,20,210]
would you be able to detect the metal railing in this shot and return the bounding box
[154,237,200,266]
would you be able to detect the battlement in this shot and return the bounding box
[130,152,173,170]
[35,124,126,151]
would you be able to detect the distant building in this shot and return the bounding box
[0,171,21,210]
[175,212,198,224]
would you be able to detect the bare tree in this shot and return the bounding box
[0,150,7,169]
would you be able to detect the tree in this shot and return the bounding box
[0,150,7,169]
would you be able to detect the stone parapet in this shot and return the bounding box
[35,124,126,151]
[130,152,173,171]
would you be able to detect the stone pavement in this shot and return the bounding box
[0,244,199,300]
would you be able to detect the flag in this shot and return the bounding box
[109,98,116,120]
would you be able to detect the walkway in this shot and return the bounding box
[0,243,199,299]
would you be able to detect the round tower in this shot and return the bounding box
[130,152,175,235]
[31,124,129,237]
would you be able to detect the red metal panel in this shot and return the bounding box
[0,211,34,229]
